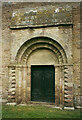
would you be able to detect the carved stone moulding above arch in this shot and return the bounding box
[16,36,67,65]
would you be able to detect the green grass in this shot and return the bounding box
[2,105,81,118]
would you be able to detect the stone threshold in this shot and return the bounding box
[6,101,77,110]
[6,102,82,110]
[27,101,63,109]
[6,103,78,111]
[6,102,63,109]
[7,102,81,110]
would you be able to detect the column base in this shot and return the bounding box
[18,103,27,106]
[64,107,74,110]
[75,106,82,109]
[6,102,17,106]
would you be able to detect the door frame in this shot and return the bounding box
[31,65,55,103]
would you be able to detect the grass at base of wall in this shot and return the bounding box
[2,105,81,118]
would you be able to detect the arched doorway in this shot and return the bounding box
[15,37,67,104]
[8,36,74,108]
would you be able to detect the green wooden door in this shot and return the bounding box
[31,65,55,103]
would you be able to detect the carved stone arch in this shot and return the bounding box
[16,36,67,64]
[21,43,63,64]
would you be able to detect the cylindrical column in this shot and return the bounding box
[16,66,22,104]
[60,66,64,107]
[55,66,60,105]
[27,66,31,102]
[22,66,27,103]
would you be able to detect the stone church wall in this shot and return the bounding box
[2,2,81,108]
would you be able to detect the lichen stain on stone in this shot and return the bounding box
[11,5,72,28]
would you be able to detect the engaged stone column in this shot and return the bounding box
[16,66,22,104]
[55,66,60,105]
[64,65,74,109]
[60,66,65,107]
[27,66,31,101]
[55,65,65,107]
[22,66,27,104]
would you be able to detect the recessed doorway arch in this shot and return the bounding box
[8,36,68,106]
